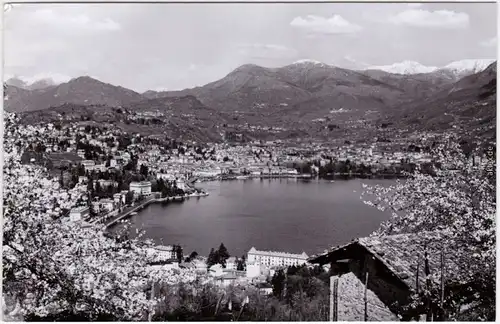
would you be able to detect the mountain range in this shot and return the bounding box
[5,58,496,143]
[366,59,495,78]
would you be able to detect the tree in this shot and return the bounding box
[207,248,217,268]
[361,135,495,320]
[140,164,149,178]
[3,114,201,321]
[217,243,230,268]
[125,191,134,205]
[173,245,183,263]
[271,269,286,299]
[185,251,198,263]
[95,181,102,198]
[236,255,246,271]
[59,170,64,188]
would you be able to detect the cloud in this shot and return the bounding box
[480,36,497,47]
[407,3,423,8]
[389,9,469,29]
[290,14,362,35]
[235,43,298,59]
[32,9,120,32]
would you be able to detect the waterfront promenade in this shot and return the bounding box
[92,192,209,229]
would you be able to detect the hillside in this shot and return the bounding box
[360,70,456,98]
[4,76,145,113]
[8,60,496,143]
[385,62,497,139]
[145,61,411,128]
[18,101,224,143]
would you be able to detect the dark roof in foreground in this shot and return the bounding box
[309,231,468,291]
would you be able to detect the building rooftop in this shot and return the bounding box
[130,181,151,186]
[248,247,308,259]
[70,206,89,213]
[309,231,467,291]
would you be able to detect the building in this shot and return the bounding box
[153,245,177,261]
[81,160,95,171]
[99,199,115,212]
[69,206,90,222]
[308,232,470,321]
[247,247,308,267]
[209,264,225,277]
[98,179,117,188]
[226,256,238,270]
[176,179,187,191]
[113,193,125,205]
[256,282,273,295]
[129,181,152,196]
[246,261,262,278]
[77,149,86,159]
[157,173,176,181]
[215,273,239,287]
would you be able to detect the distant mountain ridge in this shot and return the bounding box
[366,59,495,78]
[5,59,496,142]
[5,74,71,91]
[384,61,497,139]
[4,76,144,113]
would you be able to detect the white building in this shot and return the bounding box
[129,181,152,196]
[113,193,125,205]
[157,173,176,181]
[246,261,262,278]
[176,180,187,191]
[81,160,95,171]
[69,206,90,222]
[153,245,177,261]
[99,199,115,212]
[226,256,238,270]
[98,179,117,188]
[247,247,308,267]
[77,149,86,159]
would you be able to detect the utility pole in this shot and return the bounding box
[364,272,369,321]
[330,276,338,321]
[148,282,155,321]
[440,247,445,321]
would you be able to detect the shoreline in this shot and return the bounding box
[100,191,209,229]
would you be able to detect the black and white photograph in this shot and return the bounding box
[1,1,497,321]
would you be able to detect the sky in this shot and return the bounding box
[3,2,497,92]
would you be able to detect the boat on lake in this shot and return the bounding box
[236,175,249,180]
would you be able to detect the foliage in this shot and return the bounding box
[206,244,231,268]
[185,251,198,263]
[2,113,199,320]
[361,135,496,320]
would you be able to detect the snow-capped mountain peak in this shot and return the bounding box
[365,58,496,77]
[292,59,329,67]
[367,60,438,75]
[440,59,496,74]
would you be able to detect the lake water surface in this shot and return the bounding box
[116,178,394,257]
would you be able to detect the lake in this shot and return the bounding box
[114,178,395,257]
